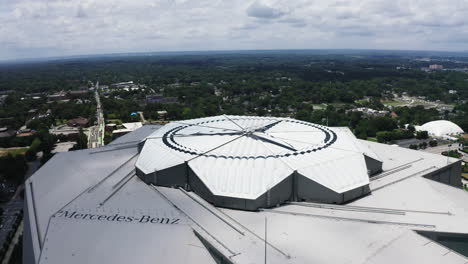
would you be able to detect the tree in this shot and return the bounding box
[37,130,55,154]
[409,144,418,150]
[416,131,429,140]
[429,140,438,147]
[376,131,390,143]
[296,109,311,121]
[25,138,42,161]
[419,142,427,149]
[74,127,88,150]
[41,152,55,165]
[0,154,28,184]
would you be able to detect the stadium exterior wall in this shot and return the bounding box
[155,164,187,188]
[296,174,370,204]
[364,155,383,176]
[423,160,462,188]
[137,164,188,188]
[23,194,36,264]
[138,162,374,210]
[187,167,294,211]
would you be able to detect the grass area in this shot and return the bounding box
[106,119,123,125]
[0,147,29,157]
[382,100,407,106]
[330,103,346,108]
[355,98,369,104]
[450,151,462,158]
[55,119,68,125]
[311,103,327,109]
[367,137,378,142]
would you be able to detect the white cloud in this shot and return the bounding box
[0,0,468,60]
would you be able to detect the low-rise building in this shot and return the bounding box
[49,125,81,138]
[429,64,443,70]
[112,122,143,136]
[0,127,15,138]
[146,95,178,104]
[67,117,89,127]
[347,107,389,117]
[47,91,67,101]
[51,142,76,153]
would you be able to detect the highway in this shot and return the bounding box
[88,81,105,148]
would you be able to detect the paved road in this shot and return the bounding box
[0,198,22,253]
[422,143,468,162]
[88,81,105,148]
[0,160,39,256]
[1,221,22,264]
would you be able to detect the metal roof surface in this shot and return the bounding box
[24,124,468,264]
[136,116,376,198]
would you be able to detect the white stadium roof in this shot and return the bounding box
[135,116,382,208]
[416,120,464,137]
[23,119,468,264]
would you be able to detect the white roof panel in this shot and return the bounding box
[39,217,214,264]
[136,116,375,199]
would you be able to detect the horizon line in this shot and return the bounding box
[2,47,468,64]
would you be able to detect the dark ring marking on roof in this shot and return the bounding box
[161,118,338,159]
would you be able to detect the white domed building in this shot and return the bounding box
[416,120,464,138]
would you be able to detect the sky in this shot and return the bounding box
[1,0,468,61]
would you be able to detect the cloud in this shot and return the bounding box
[246,1,286,19]
[76,5,88,18]
[1,0,468,61]
[278,18,307,28]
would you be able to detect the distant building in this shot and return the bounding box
[105,123,117,131]
[415,120,464,139]
[16,128,35,137]
[429,64,443,70]
[49,125,80,138]
[347,107,389,117]
[112,81,134,87]
[68,90,89,96]
[112,122,143,136]
[0,127,15,138]
[67,117,89,127]
[0,94,8,105]
[25,92,45,98]
[146,95,178,104]
[51,142,76,153]
[157,110,168,119]
[47,91,67,101]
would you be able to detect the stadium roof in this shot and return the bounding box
[24,122,468,264]
[416,120,464,137]
[135,116,382,208]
